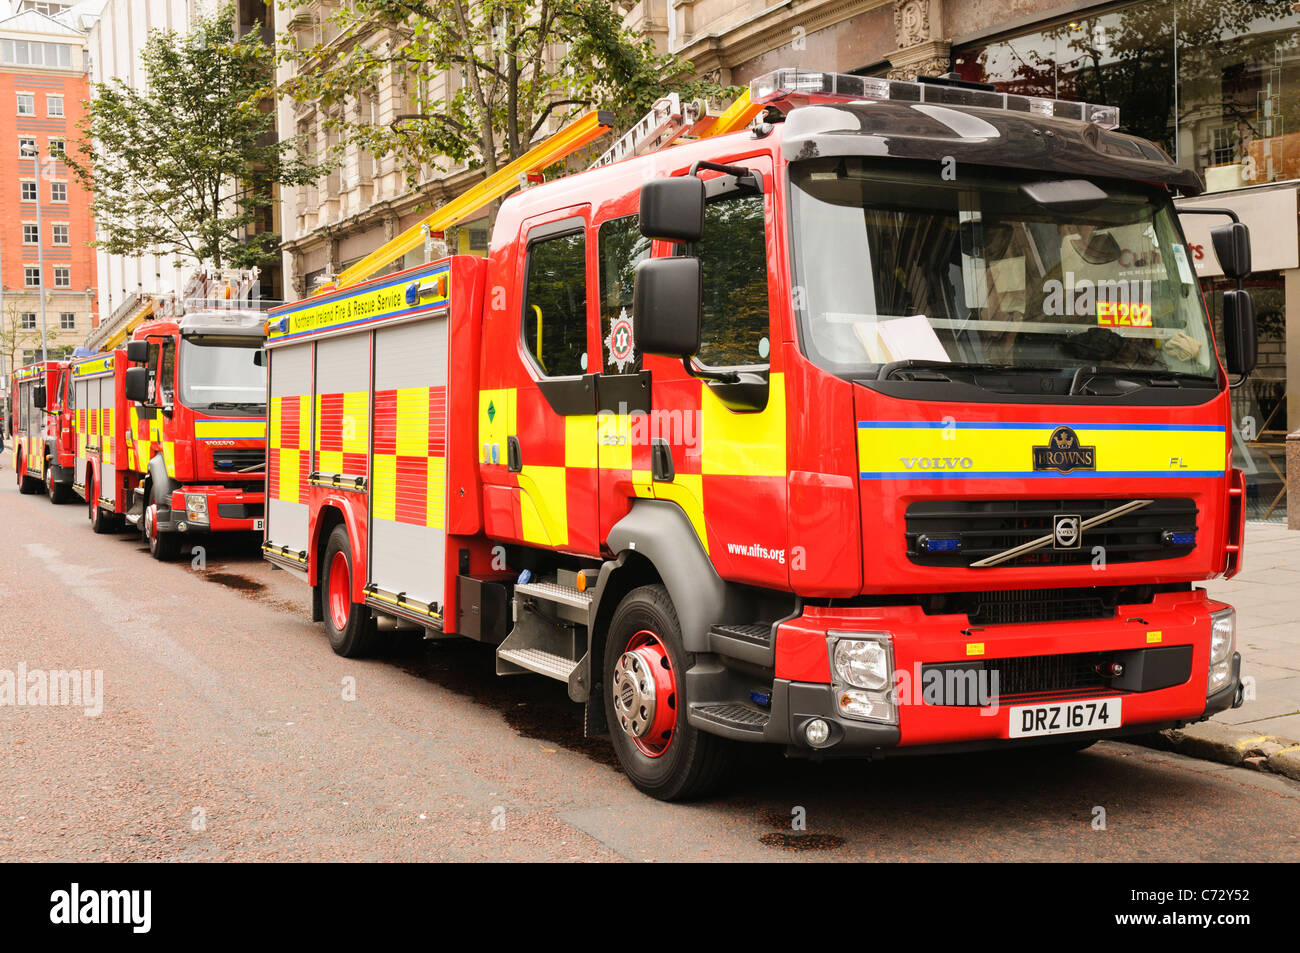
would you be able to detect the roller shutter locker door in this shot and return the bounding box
[369,317,449,608]
[267,343,313,554]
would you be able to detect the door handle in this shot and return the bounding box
[507,435,522,473]
[651,438,674,482]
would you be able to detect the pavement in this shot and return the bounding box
[1151,520,1300,780]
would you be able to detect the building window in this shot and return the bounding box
[21,312,37,331]
[18,136,35,158]
[21,180,36,201]
[0,40,73,69]
[46,94,63,117]
[50,181,66,202]
[52,224,69,245]
[17,92,34,115]
[24,266,40,287]
[23,224,38,244]
[59,312,75,331]
[48,138,64,158]
[53,266,71,287]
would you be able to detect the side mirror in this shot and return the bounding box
[33,384,46,409]
[1221,289,1257,379]
[124,366,151,403]
[639,176,705,244]
[633,257,702,358]
[253,350,264,367]
[125,340,149,364]
[1210,222,1251,280]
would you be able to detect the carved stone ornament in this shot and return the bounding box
[894,0,931,48]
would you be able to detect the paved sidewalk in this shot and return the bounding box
[1203,521,1300,740]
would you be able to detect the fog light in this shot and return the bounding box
[804,718,831,747]
[838,688,895,723]
[1208,659,1232,694]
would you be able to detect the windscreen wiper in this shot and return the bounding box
[1073,366,1212,391]
[205,401,266,410]
[878,360,1060,381]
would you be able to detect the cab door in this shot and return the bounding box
[508,206,602,556]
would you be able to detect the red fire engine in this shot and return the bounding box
[264,70,1254,800]
[8,358,77,502]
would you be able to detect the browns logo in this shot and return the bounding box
[1032,426,1097,473]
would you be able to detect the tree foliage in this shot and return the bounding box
[279,0,731,185]
[67,4,324,269]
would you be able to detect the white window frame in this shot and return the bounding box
[50,180,66,202]
[53,266,71,288]
[20,179,37,201]
[22,223,39,245]
[46,94,63,117]
[18,136,36,158]
[24,266,40,287]
[16,92,34,116]
[20,312,37,330]
[59,312,75,330]
[51,223,69,245]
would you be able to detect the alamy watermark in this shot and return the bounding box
[0,663,103,717]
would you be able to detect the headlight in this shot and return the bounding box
[832,636,891,691]
[828,632,897,725]
[185,492,209,523]
[1208,607,1236,696]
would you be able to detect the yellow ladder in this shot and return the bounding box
[328,110,615,291]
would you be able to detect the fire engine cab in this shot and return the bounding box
[264,70,1254,800]
[9,358,76,502]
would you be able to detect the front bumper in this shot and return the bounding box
[159,485,265,534]
[765,589,1240,757]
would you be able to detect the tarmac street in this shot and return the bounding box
[1,453,1298,862]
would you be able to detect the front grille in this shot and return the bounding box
[212,447,265,472]
[906,497,1198,568]
[217,502,265,519]
[960,587,1118,625]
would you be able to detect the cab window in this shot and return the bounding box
[597,215,650,374]
[696,192,770,369]
[522,230,588,378]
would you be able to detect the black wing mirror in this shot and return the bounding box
[639,176,705,244]
[1210,222,1251,281]
[633,257,702,358]
[1221,289,1257,379]
[32,384,46,409]
[125,340,149,364]
[124,366,151,403]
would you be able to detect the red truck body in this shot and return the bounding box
[9,359,76,502]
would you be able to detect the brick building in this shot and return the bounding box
[0,4,95,378]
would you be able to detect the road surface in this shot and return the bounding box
[2,455,1298,862]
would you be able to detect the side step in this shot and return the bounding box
[708,622,775,666]
[688,702,770,738]
[496,577,593,701]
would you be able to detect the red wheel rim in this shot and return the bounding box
[616,629,676,758]
[328,551,351,631]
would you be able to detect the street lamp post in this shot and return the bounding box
[22,144,49,362]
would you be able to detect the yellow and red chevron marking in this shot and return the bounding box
[370,386,446,529]
[269,394,310,503]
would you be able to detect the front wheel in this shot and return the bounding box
[144,485,181,561]
[320,525,375,658]
[17,452,39,494]
[603,584,734,801]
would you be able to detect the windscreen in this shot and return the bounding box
[179,339,265,411]
[788,158,1217,384]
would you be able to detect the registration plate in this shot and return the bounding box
[1009,697,1121,738]
[253,519,265,531]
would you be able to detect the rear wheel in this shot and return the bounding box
[144,484,181,560]
[46,461,71,504]
[89,470,118,534]
[321,525,375,658]
[603,584,734,801]
[17,452,39,494]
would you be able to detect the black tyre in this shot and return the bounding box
[321,525,375,658]
[46,462,71,504]
[17,452,39,494]
[144,483,181,561]
[89,470,118,534]
[603,584,735,801]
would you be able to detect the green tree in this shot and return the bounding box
[67,4,324,270]
[279,0,729,187]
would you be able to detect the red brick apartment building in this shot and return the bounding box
[0,5,95,378]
